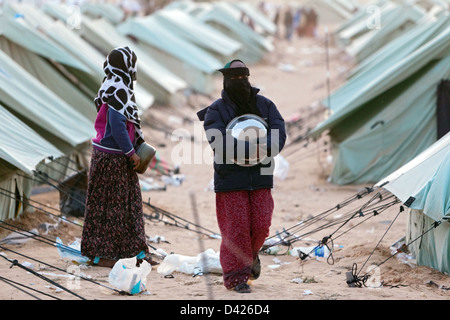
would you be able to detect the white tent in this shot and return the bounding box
[376,132,450,273]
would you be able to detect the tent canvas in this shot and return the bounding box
[79,17,187,106]
[342,2,425,62]
[189,1,274,65]
[0,104,63,177]
[348,7,449,78]
[80,1,125,25]
[328,55,450,185]
[231,1,277,35]
[0,13,90,73]
[7,2,154,112]
[308,18,450,185]
[117,14,223,95]
[41,0,188,107]
[0,103,64,221]
[0,35,98,122]
[375,132,450,274]
[0,49,95,154]
[152,8,242,64]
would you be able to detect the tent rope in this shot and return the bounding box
[0,245,124,294]
[346,218,443,288]
[264,186,376,247]
[0,187,82,227]
[143,198,220,238]
[0,275,61,300]
[0,254,86,300]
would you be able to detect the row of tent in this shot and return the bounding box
[0,1,276,221]
[308,0,449,273]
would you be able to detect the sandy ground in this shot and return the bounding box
[0,15,449,309]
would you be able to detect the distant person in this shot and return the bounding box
[298,7,318,38]
[273,5,281,37]
[81,46,154,268]
[197,60,286,293]
[284,6,294,41]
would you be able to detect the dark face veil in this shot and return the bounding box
[219,60,261,117]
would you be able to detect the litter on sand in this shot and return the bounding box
[109,256,152,295]
[157,249,222,276]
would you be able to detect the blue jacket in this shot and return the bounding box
[197,88,286,192]
[92,103,136,157]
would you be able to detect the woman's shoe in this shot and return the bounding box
[234,283,251,293]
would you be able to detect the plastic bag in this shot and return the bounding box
[157,249,222,276]
[55,237,89,264]
[274,155,289,180]
[108,257,151,294]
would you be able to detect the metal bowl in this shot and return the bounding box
[226,114,268,167]
[135,142,156,174]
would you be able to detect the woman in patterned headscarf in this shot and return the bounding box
[81,47,151,267]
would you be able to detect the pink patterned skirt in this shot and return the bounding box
[81,148,148,261]
[215,188,274,289]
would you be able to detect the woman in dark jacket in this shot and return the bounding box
[197,60,286,293]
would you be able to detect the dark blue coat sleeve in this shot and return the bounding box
[109,108,135,156]
[265,99,286,157]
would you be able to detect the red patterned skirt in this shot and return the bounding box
[81,148,148,261]
[215,188,274,289]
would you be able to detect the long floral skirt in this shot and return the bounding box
[81,148,148,261]
[215,188,274,289]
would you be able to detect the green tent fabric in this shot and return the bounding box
[80,17,187,106]
[0,37,98,122]
[0,103,63,221]
[41,2,186,106]
[232,2,277,35]
[312,22,450,130]
[80,2,125,25]
[375,132,450,273]
[117,14,223,95]
[308,14,450,185]
[191,1,274,65]
[407,211,449,274]
[348,10,449,79]
[0,13,90,74]
[329,55,450,185]
[153,8,242,63]
[0,104,63,176]
[376,131,450,215]
[2,2,154,114]
[0,174,34,221]
[343,2,425,62]
[0,49,95,154]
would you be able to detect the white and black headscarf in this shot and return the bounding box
[94,46,144,145]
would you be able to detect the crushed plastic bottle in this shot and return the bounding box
[289,245,330,259]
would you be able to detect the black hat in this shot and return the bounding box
[218,59,250,77]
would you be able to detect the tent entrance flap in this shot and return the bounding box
[437,79,450,139]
